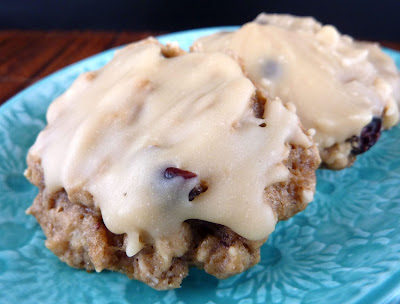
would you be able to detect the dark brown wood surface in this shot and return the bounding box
[0,30,164,105]
[0,30,399,106]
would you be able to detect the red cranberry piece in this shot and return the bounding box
[164,167,197,179]
[164,167,208,201]
[188,181,208,201]
[350,117,382,155]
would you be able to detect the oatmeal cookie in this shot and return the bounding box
[26,38,320,289]
[192,13,400,169]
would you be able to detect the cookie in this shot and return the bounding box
[192,13,400,169]
[25,38,320,289]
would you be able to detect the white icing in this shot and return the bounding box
[301,190,314,205]
[192,13,400,158]
[29,39,312,257]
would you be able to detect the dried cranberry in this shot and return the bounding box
[164,167,208,201]
[349,117,382,155]
[164,167,197,179]
[253,91,267,119]
[188,181,208,201]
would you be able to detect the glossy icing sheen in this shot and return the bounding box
[192,13,400,154]
[28,39,312,257]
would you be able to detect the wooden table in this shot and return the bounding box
[0,30,399,106]
[0,30,163,105]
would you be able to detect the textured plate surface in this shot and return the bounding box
[1,28,400,304]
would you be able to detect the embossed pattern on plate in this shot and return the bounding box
[0,28,399,304]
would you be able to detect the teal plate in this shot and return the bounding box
[1,28,400,304]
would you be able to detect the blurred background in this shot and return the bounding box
[1,0,399,40]
[1,0,400,104]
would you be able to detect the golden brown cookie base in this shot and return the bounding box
[319,142,356,170]
[26,182,264,290]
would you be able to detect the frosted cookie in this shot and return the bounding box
[192,13,400,169]
[25,38,320,289]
